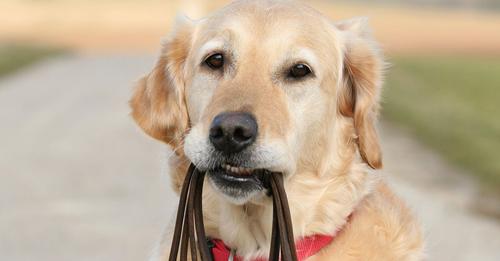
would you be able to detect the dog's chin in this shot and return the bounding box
[207,166,270,205]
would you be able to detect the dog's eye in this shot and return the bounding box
[205,53,224,69]
[288,63,312,79]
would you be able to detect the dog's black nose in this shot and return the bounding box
[209,112,258,154]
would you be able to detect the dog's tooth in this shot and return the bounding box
[238,167,247,175]
[222,164,255,175]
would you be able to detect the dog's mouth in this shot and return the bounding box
[207,163,271,203]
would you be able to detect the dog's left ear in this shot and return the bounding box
[336,17,384,169]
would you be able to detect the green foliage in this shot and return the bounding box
[384,55,500,189]
[0,43,66,78]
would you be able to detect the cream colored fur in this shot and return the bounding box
[131,1,424,260]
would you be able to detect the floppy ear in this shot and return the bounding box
[130,17,194,151]
[336,17,384,169]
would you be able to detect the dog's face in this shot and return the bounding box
[131,1,383,204]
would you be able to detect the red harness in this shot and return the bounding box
[209,234,335,261]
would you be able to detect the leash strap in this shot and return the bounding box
[168,164,298,261]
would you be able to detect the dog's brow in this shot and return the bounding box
[198,39,226,61]
[292,48,319,68]
[276,48,319,75]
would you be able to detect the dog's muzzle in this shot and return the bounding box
[206,112,267,200]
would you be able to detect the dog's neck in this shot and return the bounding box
[201,120,379,259]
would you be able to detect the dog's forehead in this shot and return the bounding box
[197,1,335,54]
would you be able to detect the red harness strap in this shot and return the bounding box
[209,234,334,261]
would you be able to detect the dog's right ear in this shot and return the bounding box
[336,17,384,170]
[130,16,194,150]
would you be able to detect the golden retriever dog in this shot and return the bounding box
[130,0,424,260]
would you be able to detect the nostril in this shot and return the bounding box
[233,127,252,142]
[209,126,224,139]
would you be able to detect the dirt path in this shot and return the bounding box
[0,55,175,261]
[381,122,500,261]
[0,56,499,260]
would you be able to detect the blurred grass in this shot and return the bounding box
[0,44,66,78]
[384,55,500,190]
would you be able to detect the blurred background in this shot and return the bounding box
[1,0,499,260]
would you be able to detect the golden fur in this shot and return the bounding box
[130,0,424,260]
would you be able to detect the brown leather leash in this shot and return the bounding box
[168,163,298,261]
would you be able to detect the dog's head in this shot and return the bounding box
[130,0,383,204]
